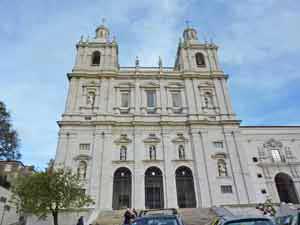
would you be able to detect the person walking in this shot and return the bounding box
[76,216,84,225]
[123,208,133,225]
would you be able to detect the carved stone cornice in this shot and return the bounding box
[73,154,92,161]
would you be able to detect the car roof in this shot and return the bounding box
[134,214,178,221]
[220,216,274,222]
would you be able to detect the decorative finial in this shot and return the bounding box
[112,35,116,43]
[210,37,214,44]
[185,20,191,28]
[86,35,90,42]
[101,17,106,25]
[80,35,84,42]
[135,56,139,67]
[158,56,162,68]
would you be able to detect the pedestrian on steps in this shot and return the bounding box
[123,208,135,225]
[77,216,84,225]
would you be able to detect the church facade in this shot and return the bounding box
[54,23,300,210]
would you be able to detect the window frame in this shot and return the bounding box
[146,90,156,108]
[91,51,101,66]
[195,52,206,67]
[120,91,130,108]
[120,146,127,161]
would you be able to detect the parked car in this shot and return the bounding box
[133,209,184,225]
[211,216,276,225]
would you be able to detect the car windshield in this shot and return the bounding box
[225,218,274,225]
[132,217,179,225]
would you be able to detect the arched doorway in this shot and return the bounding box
[275,173,299,204]
[112,167,132,209]
[145,167,164,209]
[175,166,197,208]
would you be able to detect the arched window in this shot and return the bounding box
[120,146,127,161]
[77,160,87,179]
[178,145,185,160]
[195,52,205,67]
[149,145,156,160]
[91,51,101,65]
[217,159,228,177]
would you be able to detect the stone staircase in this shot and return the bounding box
[92,208,217,225]
[179,208,217,225]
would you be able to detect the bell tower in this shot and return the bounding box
[174,25,221,73]
[73,21,119,72]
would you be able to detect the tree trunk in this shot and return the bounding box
[52,210,58,225]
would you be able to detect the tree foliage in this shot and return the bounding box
[0,101,20,160]
[11,168,94,225]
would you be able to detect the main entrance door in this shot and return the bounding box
[145,167,164,209]
[112,167,132,209]
[175,166,196,208]
[275,173,299,204]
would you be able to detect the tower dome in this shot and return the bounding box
[183,27,198,42]
[95,21,110,42]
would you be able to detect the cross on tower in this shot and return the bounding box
[185,20,191,28]
[101,18,106,25]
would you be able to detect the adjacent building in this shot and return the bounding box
[54,23,300,210]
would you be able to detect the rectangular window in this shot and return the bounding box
[271,149,282,162]
[221,185,233,194]
[213,141,224,148]
[171,92,182,107]
[121,92,130,108]
[146,90,156,108]
[79,144,90,151]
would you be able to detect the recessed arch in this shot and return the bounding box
[91,51,101,65]
[175,166,197,208]
[145,166,164,209]
[275,172,299,204]
[195,52,205,67]
[112,167,132,209]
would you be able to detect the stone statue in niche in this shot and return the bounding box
[203,93,213,108]
[77,161,87,179]
[87,91,95,106]
[218,159,228,177]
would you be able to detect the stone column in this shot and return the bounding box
[54,132,68,166]
[223,129,248,204]
[184,79,196,115]
[162,132,178,208]
[194,130,214,206]
[220,78,235,117]
[134,130,145,209]
[160,81,167,114]
[89,132,104,208]
[213,78,226,117]
[99,131,114,209]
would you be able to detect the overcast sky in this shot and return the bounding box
[0,0,299,169]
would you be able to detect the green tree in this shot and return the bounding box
[0,101,20,160]
[11,168,94,225]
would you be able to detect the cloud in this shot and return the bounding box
[0,0,299,168]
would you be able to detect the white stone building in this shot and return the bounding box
[54,23,300,211]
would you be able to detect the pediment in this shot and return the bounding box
[143,134,161,143]
[166,82,184,89]
[73,154,92,161]
[211,152,227,159]
[140,82,160,89]
[83,80,100,88]
[263,138,283,149]
[114,134,132,144]
[171,134,188,143]
[115,82,135,88]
